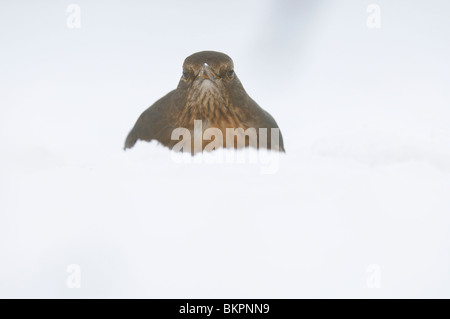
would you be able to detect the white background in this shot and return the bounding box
[1,0,449,298]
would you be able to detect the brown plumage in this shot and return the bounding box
[124,51,285,153]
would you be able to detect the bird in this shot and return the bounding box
[124,51,285,154]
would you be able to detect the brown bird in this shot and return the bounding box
[124,51,285,153]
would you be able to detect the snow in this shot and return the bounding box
[1,0,449,298]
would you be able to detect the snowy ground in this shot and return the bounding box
[1,0,450,298]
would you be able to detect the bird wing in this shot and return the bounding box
[245,98,285,152]
[124,90,179,149]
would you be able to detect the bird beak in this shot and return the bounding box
[196,63,218,82]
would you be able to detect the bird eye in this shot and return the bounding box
[227,69,235,79]
[182,69,189,80]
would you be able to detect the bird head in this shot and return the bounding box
[177,51,244,102]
